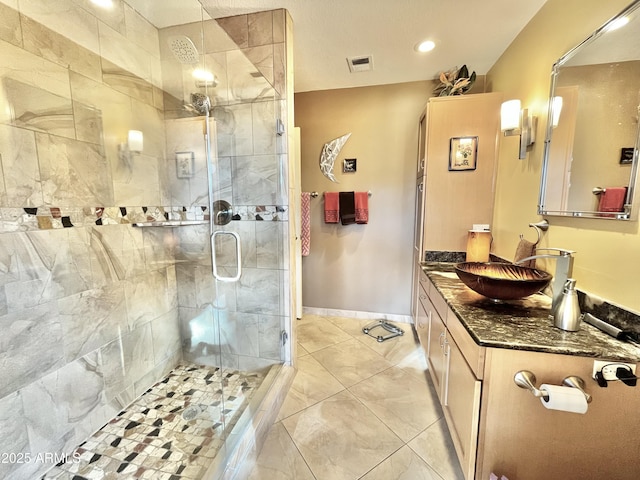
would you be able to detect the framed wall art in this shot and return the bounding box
[620,147,634,165]
[343,158,357,173]
[449,136,478,171]
[176,151,195,178]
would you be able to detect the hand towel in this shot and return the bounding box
[514,238,536,268]
[301,192,311,256]
[324,192,339,223]
[355,191,369,224]
[598,187,627,212]
[339,191,356,225]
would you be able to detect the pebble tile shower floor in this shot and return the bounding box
[42,364,266,480]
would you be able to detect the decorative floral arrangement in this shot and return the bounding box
[433,65,476,96]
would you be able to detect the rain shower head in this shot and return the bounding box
[189,93,211,115]
[167,35,200,64]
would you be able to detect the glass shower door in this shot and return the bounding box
[161,7,290,475]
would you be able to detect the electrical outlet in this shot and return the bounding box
[593,360,636,381]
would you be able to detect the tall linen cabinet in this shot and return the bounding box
[412,92,503,318]
[411,92,502,479]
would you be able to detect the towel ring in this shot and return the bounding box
[520,219,549,246]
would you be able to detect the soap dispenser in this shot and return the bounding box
[553,278,581,331]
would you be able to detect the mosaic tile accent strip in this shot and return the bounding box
[232,205,288,222]
[41,364,266,480]
[0,205,288,232]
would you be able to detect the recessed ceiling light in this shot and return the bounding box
[415,40,435,53]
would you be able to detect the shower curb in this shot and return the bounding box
[204,364,297,480]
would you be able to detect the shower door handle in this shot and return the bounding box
[211,231,242,282]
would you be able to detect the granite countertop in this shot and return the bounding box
[422,262,640,362]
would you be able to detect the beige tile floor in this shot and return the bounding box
[248,314,465,480]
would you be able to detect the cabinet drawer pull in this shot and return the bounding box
[439,332,445,349]
[420,294,427,300]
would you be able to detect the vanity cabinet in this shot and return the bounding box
[442,332,481,480]
[420,268,640,480]
[420,273,481,480]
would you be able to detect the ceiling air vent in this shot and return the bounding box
[347,55,373,73]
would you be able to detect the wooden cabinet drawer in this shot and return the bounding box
[431,287,449,322]
[447,307,485,380]
[426,300,447,402]
[443,334,481,480]
[415,292,430,349]
[421,273,448,321]
[419,268,429,294]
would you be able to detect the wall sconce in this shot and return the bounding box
[551,96,563,128]
[501,100,537,160]
[192,68,218,88]
[118,130,143,163]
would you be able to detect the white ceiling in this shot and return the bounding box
[127,0,549,93]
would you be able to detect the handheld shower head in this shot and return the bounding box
[189,93,211,115]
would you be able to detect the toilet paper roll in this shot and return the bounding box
[540,384,588,414]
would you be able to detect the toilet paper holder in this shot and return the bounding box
[514,370,592,403]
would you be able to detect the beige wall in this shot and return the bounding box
[487,0,640,312]
[295,81,433,315]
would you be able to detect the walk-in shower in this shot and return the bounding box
[0,3,293,480]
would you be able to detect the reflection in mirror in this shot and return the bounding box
[539,0,640,220]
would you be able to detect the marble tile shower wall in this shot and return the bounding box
[0,2,183,479]
[160,10,291,373]
[0,3,292,478]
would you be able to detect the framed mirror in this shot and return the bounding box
[539,0,640,220]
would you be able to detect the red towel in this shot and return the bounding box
[598,187,627,212]
[301,192,311,256]
[324,192,339,223]
[355,191,369,224]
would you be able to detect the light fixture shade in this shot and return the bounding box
[466,230,491,262]
[551,96,563,128]
[128,130,143,153]
[90,0,114,8]
[501,100,521,132]
[192,68,214,82]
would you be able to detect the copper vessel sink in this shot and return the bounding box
[454,262,552,300]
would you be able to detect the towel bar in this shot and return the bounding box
[318,190,373,199]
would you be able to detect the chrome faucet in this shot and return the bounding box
[514,248,575,311]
